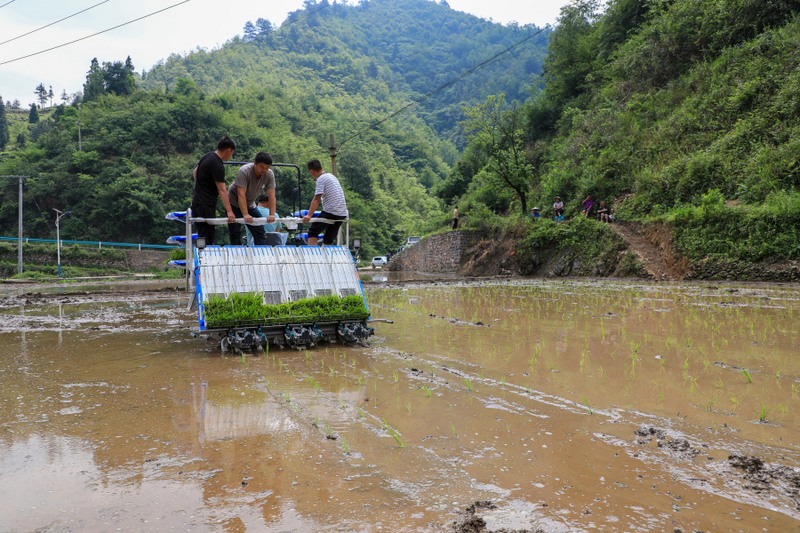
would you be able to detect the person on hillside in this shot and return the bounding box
[553,196,565,221]
[301,159,348,246]
[597,200,609,223]
[452,206,459,229]
[581,195,594,217]
[246,193,286,245]
[531,207,541,220]
[191,135,237,246]
[227,151,276,246]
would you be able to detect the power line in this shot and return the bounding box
[338,26,549,148]
[0,1,16,9]
[0,0,190,66]
[0,1,111,48]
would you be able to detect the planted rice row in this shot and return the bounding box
[205,292,369,328]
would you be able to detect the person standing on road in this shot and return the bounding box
[301,159,348,246]
[191,135,237,245]
[227,152,276,246]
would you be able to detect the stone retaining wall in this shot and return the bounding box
[388,231,482,274]
[125,249,173,271]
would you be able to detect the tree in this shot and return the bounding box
[48,86,55,107]
[0,97,9,150]
[543,0,602,108]
[103,57,136,96]
[28,103,39,123]
[255,18,273,38]
[464,95,533,216]
[60,89,69,104]
[243,21,257,42]
[83,58,105,101]
[35,83,48,107]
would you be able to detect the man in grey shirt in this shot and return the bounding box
[227,152,276,246]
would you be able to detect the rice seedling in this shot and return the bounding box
[323,419,335,439]
[582,396,593,415]
[419,385,432,398]
[687,375,699,394]
[305,375,322,393]
[393,371,399,383]
[741,368,752,384]
[451,424,458,437]
[714,378,725,389]
[381,418,406,447]
[341,435,350,454]
[730,396,740,408]
[759,404,768,423]
[462,378,473,392]
[579,349,589,372]
[406,402,412,413]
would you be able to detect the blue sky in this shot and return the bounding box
[0,0,570,106]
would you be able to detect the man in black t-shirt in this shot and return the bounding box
[191,135,237,245]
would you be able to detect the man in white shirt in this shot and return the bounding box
[302,159,348,245]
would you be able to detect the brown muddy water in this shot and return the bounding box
[1,278,799,532]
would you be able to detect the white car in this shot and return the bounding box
[371,256,388,269]
[405,236,421,246]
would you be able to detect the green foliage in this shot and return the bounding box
[519,0,800,270]
[515,216,625,275]
[204,293,369,328]
[667,190,800,261]
[28,104,39,124]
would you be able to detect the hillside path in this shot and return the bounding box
[609,222,682,281]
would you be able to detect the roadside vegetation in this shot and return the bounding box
[0,241,178,280]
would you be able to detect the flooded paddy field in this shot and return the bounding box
[0,278,798,531]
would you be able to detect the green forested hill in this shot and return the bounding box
[142,0,547,144]
[0,0,548,259]
[446,0,800,273]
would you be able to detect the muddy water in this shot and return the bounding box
[1,279,798,531]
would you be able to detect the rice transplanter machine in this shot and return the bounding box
[166,206,373,353]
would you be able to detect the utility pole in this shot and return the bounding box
[0,175,25,274]
[54,209,71,277]
[329,133,337,175]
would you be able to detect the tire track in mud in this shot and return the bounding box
[372,344,800,524]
